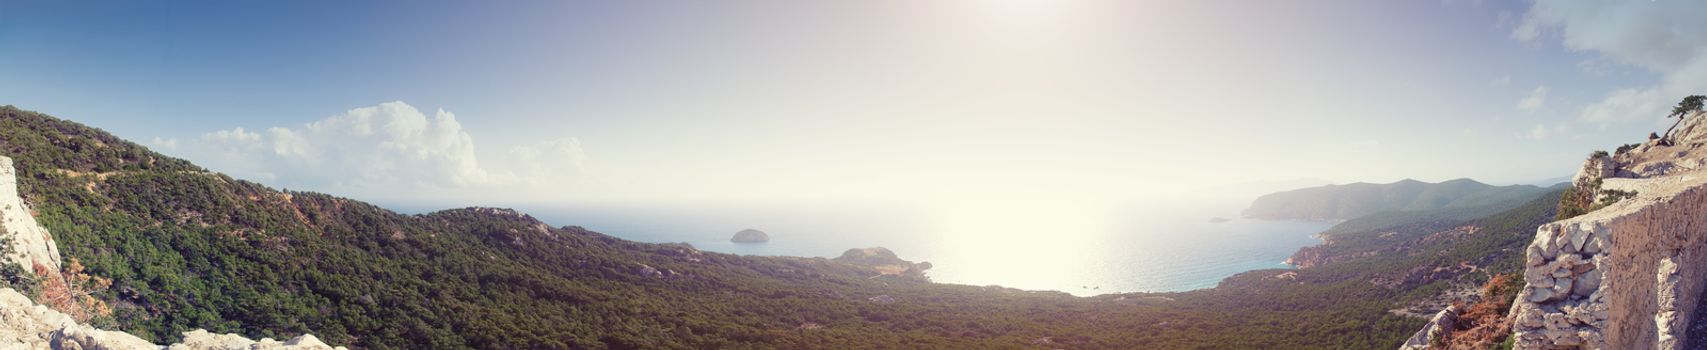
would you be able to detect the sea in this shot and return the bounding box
[517,199,1333,297]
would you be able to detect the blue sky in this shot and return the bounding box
[0,0,1700,210]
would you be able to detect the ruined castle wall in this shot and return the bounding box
[1512,175,1707,349]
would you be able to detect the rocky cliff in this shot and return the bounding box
[1,156,61,277]
[0,155,345,350]
[1508,111,1707,349]
[1401,305,1460,350]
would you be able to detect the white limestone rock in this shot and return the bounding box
[1573,268,1601,297]
[1551,278,1574,299]
[1526,245,1547,266]
[1568,228,1590,253]
[0,288,347,350]
[1525,264,1555,288]
[1533,229,1559,260]
[1573,152,1615,188]
[0,156,63,276]
[172,329,258,350]
[1528,287,1555,303]
[1399,306,1459,350]
[51,324,159,350]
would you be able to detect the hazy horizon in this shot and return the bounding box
[4,0,1701,253]
[7,2,1706,348]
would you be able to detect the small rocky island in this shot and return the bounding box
[1208,217,1231,223]
[834,247,932,279]
[730,228,770,243]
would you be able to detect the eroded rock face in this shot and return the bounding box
[1399,305,1459,350]
[0,288,347,350]
[1576,152,1615,189]
[0,156,63,276]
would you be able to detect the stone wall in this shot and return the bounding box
[1511,174,1707,349]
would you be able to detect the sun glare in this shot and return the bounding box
[967,0,1078,24]
[926,197,1106,290]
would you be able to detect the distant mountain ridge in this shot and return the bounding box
[1242,178,1551,221]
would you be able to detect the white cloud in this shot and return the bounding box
[1580,87,1664,125]
[1517,85,1548,112]
[1527,124,1550,140]
[496,138,590,187]
[174,101,587,199]
[207,127,262,143]
[150,137,178,150]
[1577,58,1619,76]
[1490,75,1512,87]
[1514,1,1707,125]
[1526,122,1570,140]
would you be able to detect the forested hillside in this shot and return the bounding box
[0,105,1556,349]
[1243,178,1550,221]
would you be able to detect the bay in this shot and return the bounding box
[521,199,1333,296]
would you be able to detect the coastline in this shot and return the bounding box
[548,207,1334,297]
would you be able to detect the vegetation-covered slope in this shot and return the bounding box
[1242,178,1551,221]
[3,106,1109,349]
[0,105,1557,349]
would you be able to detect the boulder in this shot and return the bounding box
[635,264,663,278]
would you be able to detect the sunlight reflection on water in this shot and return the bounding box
[525,199,1332,296]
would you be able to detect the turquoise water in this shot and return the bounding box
[522,200,1332,296]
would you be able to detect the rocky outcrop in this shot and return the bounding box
[835,247,909,266]
[1291,226,1481,272]
[1509,111,1707,349]
[0,287,346,350]
[1400,305,1459,350]
[834,247,932,279]
[730,229,769,243]
[1284,245,1331,269]
[0,156,62,276]
[1285,244,1380,269]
